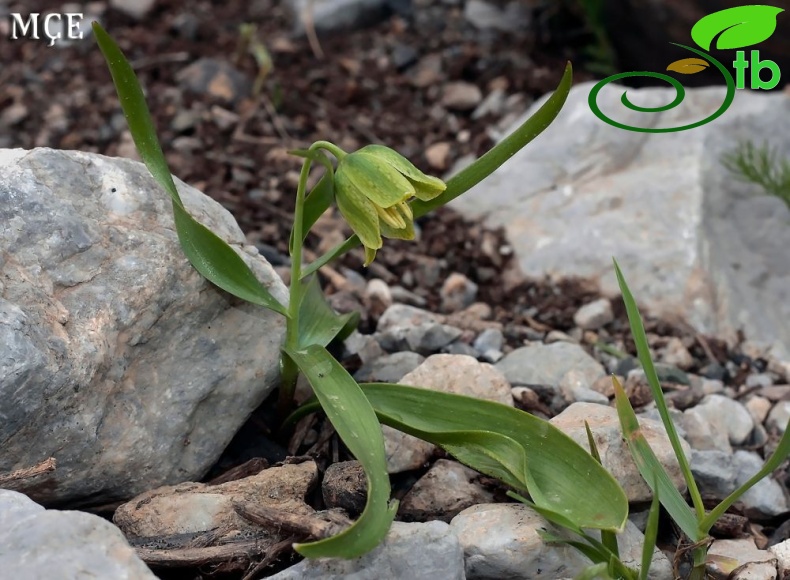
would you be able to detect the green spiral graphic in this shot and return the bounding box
[588,44,736,133]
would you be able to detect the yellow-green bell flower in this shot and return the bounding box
[334,144,446,265]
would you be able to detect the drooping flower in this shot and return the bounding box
[334,144,446,265]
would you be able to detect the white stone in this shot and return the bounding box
[450,503,672,580]
[496,342,605,393]
[693,394,754,446]
[767,401,790,433]
[110,0,157,20]
[270,521,465,579]
[453,83,790,359]
[573,298,613,330]
[746,396,773,425]
[0,489,156,579]
[707,538,776,580]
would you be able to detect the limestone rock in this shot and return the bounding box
[0,489,155,579]
[0,148,287,505]
[453,84,790,359]
[270,520,465,580]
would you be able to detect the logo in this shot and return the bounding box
[8,12,85,47]
[589,5,784,133]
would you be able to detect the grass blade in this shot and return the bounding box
[586,421,619,558]
[286,345,397,558]
[94,22,287,316]
[639,476,661,580]
[613,259,703,517]
[612,376,701,541]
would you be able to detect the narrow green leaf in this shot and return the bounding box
[691,5,784,51]
[612,376,701,541]
[296,275,357,348]
[286,345,397,558]
[613,259,703,517]
[701,416,790,531]
[361,383,628,531]
[640,476,661,580]
[300,62,573,280]
[93,22,287,317]
[586,421,619,558]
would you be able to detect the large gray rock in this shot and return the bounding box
[454,83,790,359]
[0,148,287,505]
[0,489,156,579]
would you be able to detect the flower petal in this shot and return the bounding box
[342,152,414,208]
[364,246,378,266]
[335,166,383,251]
[359,144,446,201]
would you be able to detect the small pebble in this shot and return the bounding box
[425,142,452,171]
[745,396,772,425]
[441,82,483,111]
[440,273,478,313]
[767,401,790,433]
[366,278,393,318]
[573,298,613,330]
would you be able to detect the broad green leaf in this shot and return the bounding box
[300,62,573,279]
[297,275,358,348]
[613,259,703,517]
[640,476,661,580]
[285,345,397,558]
[666,57,709,74]
[360,382,627,531]
[691,5,784,51]
[612,376,701,541]
[701,416,790,531]
[93,23,287,316]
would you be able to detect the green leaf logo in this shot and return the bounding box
[691,5,784,51]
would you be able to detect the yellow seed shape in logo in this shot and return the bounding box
[666,57,710,74]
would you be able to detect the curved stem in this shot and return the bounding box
[311,140,347,161]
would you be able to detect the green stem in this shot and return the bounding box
[311,140,347,161]
[277,152,315,416]
[688,546,708,580]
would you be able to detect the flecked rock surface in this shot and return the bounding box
[0,148,287,505]
[0,489,156,579]
[453,83,790,359]
[270,520,465,580]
